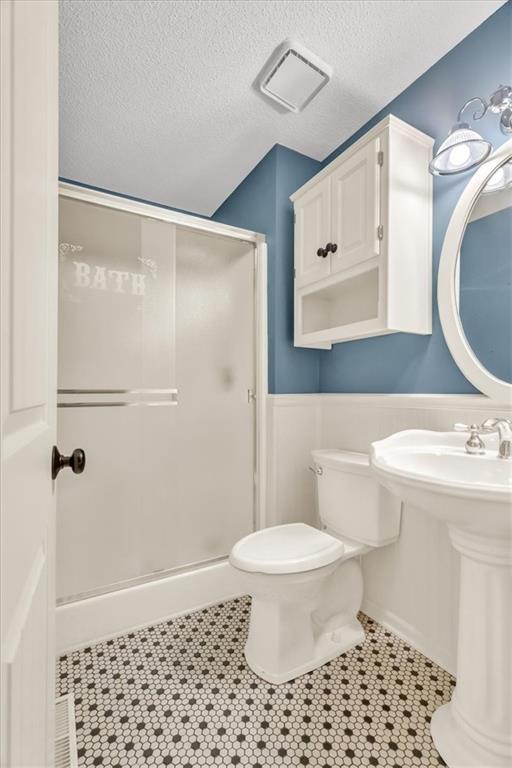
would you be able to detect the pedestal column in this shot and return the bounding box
[431,527,512,767]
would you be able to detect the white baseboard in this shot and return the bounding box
[56,560,243,655]
[362,598,455,677]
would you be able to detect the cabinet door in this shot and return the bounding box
[330,138,381,273]
[294,178,331,287]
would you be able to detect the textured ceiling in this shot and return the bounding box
[59,0,504,216]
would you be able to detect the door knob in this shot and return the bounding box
[52,446,86,480]
[316,246,328,258]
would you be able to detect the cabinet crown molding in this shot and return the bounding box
[290,114,434,203]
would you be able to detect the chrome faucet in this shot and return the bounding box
[456,418,512,459]
[481,418,512,460]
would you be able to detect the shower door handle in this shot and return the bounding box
[52,445,86,480]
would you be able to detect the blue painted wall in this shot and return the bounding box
[318,1,511,393]
[213,145,322,392]
[215,2,511,394]
[460,206,512,383]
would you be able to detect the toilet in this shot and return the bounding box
[229,449,401,684]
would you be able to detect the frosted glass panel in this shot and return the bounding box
[57,200,255,601]
[59,197,175,389]
[172,228,255,571]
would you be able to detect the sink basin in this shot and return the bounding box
[370,429,512,768]
[371,430,512,538]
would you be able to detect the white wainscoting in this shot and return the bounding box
[266,395,322,529]
[57,393,508,663]
[267,393,510,674]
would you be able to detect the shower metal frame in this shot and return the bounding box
[57,182,268,600]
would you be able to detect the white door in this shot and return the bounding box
[1,2,58,766]
[330,138,382,273]
[294,178,331,287]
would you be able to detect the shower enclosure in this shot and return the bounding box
[56,186,265,604]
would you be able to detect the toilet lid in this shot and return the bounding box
[230,523,344,575]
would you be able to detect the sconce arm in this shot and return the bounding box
[457,96,488,123]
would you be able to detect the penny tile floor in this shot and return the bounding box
[57,596,453,766]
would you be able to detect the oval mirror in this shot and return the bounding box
[438,139,512,402]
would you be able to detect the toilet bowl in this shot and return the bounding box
[230,449,401,684]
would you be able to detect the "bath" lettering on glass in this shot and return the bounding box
[73,260,146,295]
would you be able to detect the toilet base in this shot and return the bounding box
[244,618,365,684]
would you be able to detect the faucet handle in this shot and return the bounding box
[454,423,486,454]
[454,422,482,433]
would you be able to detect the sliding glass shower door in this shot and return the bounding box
[57,196,255,602]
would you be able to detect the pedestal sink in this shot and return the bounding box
[371,430,512,768]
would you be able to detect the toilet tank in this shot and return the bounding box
[311,449,401,547]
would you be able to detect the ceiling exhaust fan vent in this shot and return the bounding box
[258,39,332,112]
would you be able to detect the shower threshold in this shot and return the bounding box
[57,554,229,606]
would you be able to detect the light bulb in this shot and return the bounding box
[429,122,492,176]
[448,143,471,169]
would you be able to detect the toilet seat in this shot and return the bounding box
[230,523,345,575]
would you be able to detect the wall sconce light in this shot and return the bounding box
[429,84,512,176]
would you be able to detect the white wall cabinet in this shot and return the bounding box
[291,115,434,348]
[294,178,331,286]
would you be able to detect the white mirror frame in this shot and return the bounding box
[438,138,512,403]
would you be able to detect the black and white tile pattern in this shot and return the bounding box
[57,597,454,767]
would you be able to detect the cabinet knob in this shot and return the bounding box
[317,243,337,258]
